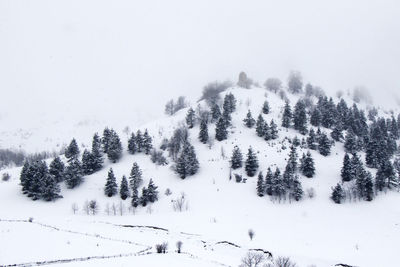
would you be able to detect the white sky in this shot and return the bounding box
[1,0,400,128]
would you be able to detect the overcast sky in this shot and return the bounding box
[1,0,400,129]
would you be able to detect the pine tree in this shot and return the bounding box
[287,146,298,173]
[64,158,83,189]
[230,146,243,169]
[91,133,103,172]
[282,101,292,128]
[20,161,31,195]
[301,151,315,178]
[128,133,137,154]
[49,156,65,183]
[310,108,322,127]
[215,117,228,141]
[223,93,236,114]
[331,183,345,204]
[318,133,331,156]
[176,141,199,179]
[104,168,118,197]
[269,119,278,139]
[107,131,123,163]
[129,162,143,190]
[344,130,358,154]
[42,173,62,201]
[331,125,344,142]
[102,127,112,154]
[186,107,196,128]
[262,100,270,114]
[263,122,271,141]
[255,114,265,137]
[120,175,130,200]
[364,172,374,201]
[256,172,265,197]
[293,100,308,135]
[243,110,256,128]
[245,147,259,177]
[264,168,273,196]
[291,176,303,201]
[131,182,139,208]
[135,130,144,152]
[65,138,80,162]
[307,129,317,150]
[147,179,159,203]
[140,187,149,206]
[81,149,95,175]
[341,153,352,182]
[211,104,221,122]
[375,164,386,192]
[198,119,209,144]
[143,129,153,155]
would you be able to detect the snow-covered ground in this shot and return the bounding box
[1,87,400,267]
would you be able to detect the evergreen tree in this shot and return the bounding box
[341,153,352,182]
[49,156,65,183]
[198,119,209,144]
[129,162,143,190]
[300,151,315,178]
[307,129,318,150]
[222,108,232,127]
[291,176,303,201]
[331,125,344,142]
[262,100,270,114]
[310,108,322,127]
[147,179,159,203]
[255,114,265,137]
[344,130,358,154]
[107,131,123,163]
[176,141,199,179]
[211,104,221,122]
[282,101,292,128]
[230,146,243,169]
[264,168,273,196]
[91,133,103,172]
[140,187,149,206]
[104,168,118,197]
[135,130,144,152]
[102,127,112,153]
[143,129,153,155]
[215,117,228,141]
[81,149,95,175]
[269,119,278,139]
[245,147,259,177]
[263,122,271,141]
[223,93,236,114]
[119,175,130,200]
[364,172,374,201]
[20,161,31,195]
[331,183,345,204]
[287,146,298,173]
[318,133,331,156]
[65,138,80,162]
[186,107,196,128]
[131,183,139,208]
[293,100,308,135]
[375,164,386,192]
[42,172,62,201]
[243,110,256,128]
[256,172,265,197]
[128,133,137,154]
[64,158,83,189]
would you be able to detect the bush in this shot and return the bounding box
[2,172,10,181]
[235,174,243,183]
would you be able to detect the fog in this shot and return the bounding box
[1,0,400,128]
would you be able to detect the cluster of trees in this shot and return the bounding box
[104,163,159,207]
[244,109,278,141]
[230,146,259,177]
[215,93,236,141]
[102,128,123,163]
[165,96,188,116]
[128,129,153,155]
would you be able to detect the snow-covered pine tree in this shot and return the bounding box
[186,107,196,128]
[65,138,80,162]
[364,171,374,201]
[223,93,236,114]
[131,184,139,208]
[140,187,149,206]
[143,129,153,155]
[104,168,118,197]
[245,146,259,177]
[310,108,322,127]
[230,146,243,169]
[81,149,95,175]
[211,104,222,122]
[281,101,292,128]
[262,100,270,114]
[263,122,271,141]
[20,161,31,195]
[344,130,358,154]
[176,141,199,179]
[269,119,278,140]
[49,156,65,183]
[307,129,318,150]
[107,131,123,163]
[256,172,265,197]
[64,158,83,189]
[264,167,273,196]
[215,117,228,141]
[129,162,143,190]
[331,124,344,142]
[42,173,62,201]
[102,127,112,153]
[291,176,303,201]
[91,133,103,172]
[147,179,159,203]
[243,110,256,128]
[198,118,209,144]
[255,114,265,137]
[135,130,144,153]
[318,133,331,156]
[331,183,345,204]
[293,100,308,135]
[301,151,315,178]
[120,175,130,200]
[287,146,298,173]
[128,133,137,154]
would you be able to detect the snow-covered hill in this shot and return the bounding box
[1,86,400,267]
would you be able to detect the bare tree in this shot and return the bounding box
[118,201,125,216]
[239,252,266,267]
[71,203,79,214]
[111,203,117,215]
[274,256,297,267]
[176,241,183,253]
[83,200,90,215]
[173,192,189,212]
[264,78,282,93]
[104,203,111,215]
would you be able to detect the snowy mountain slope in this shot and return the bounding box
[1,86,400,267]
